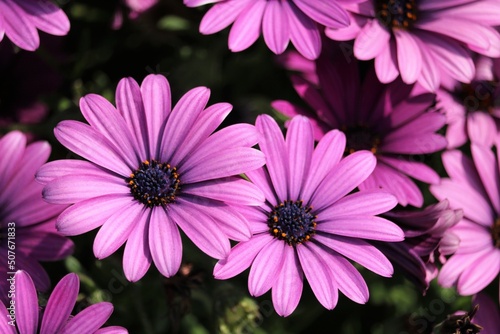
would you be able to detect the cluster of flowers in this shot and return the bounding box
[1,0,500,332]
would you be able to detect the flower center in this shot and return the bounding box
[343,125,380,155]
[127,160,180,207]
[268,200,317,246]
[375,0,417,30]
[460,81,498,114]
[492,218,500,249]
[435,305,482,334]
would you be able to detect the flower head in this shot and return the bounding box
[0,131,74,303]
[0,270,127,333]
[431,143,500,297]
[37,74,266,282]
[326,1,500,92]
[0,0,70,51]
[437,56,500,148]
[273,45,447,207]
[184,0,353,60]
[214,115,404,316]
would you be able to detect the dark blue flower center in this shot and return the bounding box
[376,0,417,29]
[268,200,316,246]
[127,160,180,207]
[343,125,380,155]
[460,81,498,114]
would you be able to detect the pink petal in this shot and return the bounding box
[15,271,39,334]
[262,0,289,55]
[248,240,285,296]
[283,0,320,60]
[375,40,399,83]
[228,0,266,52]
[354,19,390,60]
[318,191,397,218]
[467,112,497,147]
[317,216,404,242]
[61,302,113,334]
[271,246,303,317]
[16,0,69,36]
[292,0,350,28]
[394,29,422,85]
[199,0,251,34]
[123,209,152,282]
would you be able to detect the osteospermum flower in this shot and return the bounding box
[0,0,70,51]
[0,270,127,333]
[431,144,500,297]
[325,1,500,92]
[437,56,500,148]
[374,200,462,293]
[273,46,447,207]
[36,74,266,282]
[0,131,74,303]
[183,0,354,60]
[214,115,404,316]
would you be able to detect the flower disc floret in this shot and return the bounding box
[268,200,317,246]
[376,0,417,30]
[128,160,180,207]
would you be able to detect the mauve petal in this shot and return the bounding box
[381,133,447,154]
[140,75,171,156]
[180,123,260,170]
[378,156,440,184]
[116,77,148,158]
[181,147,265,184]
[248,240,285,296]
[0,302,16,334]
[417,45,440,92]
[36,160,107,184]
[228,0,266,52]
[418,0,475,11]
[245,167,279,207]
[283,0,320,60]
[314,234,394,277]
[441,150,487,197]
[54,121,131,176]
[467,26,500,58]
[394,29,422,84]
[468,112,497,147]
[324,13,365,41]
[94,327,128,334]
[123,209,151,282]
[256,114,289,200]
[292,0,349,28]
[214,233,274,279]
[199,0,251,34]
[43,174,126,205]
[301,130,346,202]
[297,243,338,309]
[416,31,474,83]
[15,255,50,292]
[286,116,314,200]
[385,112,446,142]
[272,246,303,317]
[354,19,389,60]
[262,0,289,54]
[40,273,79,334]
[3,141,49,196]
[57,195,132,236]
[61,302,113,334]
[0,131,25,189]
[183,177,264,206]
[311,151,376,211]
[15,271,38,334]
[438,251,486,288]
[317,216,404,242]
[80,94,140,167]
[160,87,210,162]
[0,0,39,50]
[318,191,397,218]
[171,102,232,166]
[472,293,500,334]
[18,232,74,261]
[197,203,252,241]
[437,1,500,25]
[431,180,494,227]
[375,40,399,83]
[451,219,494,254]
[328,253,369,304]
[93,201,144,259]
[170,199,230,259]
[457,250,500,295]
[16,0,69,36]
[471,144,500,214]
[149,207,182,277]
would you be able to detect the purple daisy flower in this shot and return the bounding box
[36,74,266,282]
[374,200,462,293]
[214,115,404,316]
[430,144,500,297]
[0,0,70,51]
[325,1,500,92]
[273,46,447,207]
[437,56,500,148]
[0,131,74,303]
[183,0,356,60]
[0,270,127,333]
